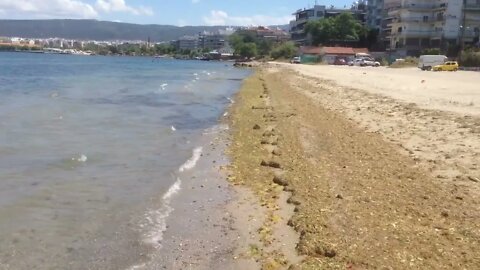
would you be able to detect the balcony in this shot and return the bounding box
[392,16,443,23]
[389,3,447,12]
[464,4,480,10]
[390,30,442,38]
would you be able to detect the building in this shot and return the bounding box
[239,26,290,42]
[299,46,370,63]
[173,36,199,51]
[367,0,385,30]
[385,0,480,55]
[463,0,480,45]
[199,34,226,50]
[290,4,367,45]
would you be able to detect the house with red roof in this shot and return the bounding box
[299,46,370,64]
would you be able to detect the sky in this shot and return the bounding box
[0,0,355,26]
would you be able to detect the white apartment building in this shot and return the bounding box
[386,0,480,55]
[289,4,367,45]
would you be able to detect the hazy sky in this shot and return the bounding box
[0,0,355,26]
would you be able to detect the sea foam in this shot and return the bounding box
[143,178,181,248]
[178,147,203,172]
[141,147,203,249]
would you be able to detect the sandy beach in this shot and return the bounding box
[225,64,480,269]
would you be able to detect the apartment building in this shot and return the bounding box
[172,36,199,51]
[367,0,385,30]
[199,34,226,50]
[289,4,367,45]
[386,0,480,55]
[463,0,480,44]
[241,26,290,42]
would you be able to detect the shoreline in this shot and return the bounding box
[225,64,480,269]
[128,62,479,269]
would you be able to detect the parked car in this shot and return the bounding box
[351,58,366,66]
[362,58,381,67]
[418,55,448,71]
[334,58,347,65]
[433,61,459,71]
[290,56,301,64]
[350,58,380,67]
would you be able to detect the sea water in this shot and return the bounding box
[0,52,250,269]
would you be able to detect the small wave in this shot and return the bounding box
[142,178,182,248]
[72,154,87,163]
[170,126,176,131]
[159,83,168,91]
[226,97,235,104]
[178,147,203,172]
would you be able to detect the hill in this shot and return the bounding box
[0,19,234,42]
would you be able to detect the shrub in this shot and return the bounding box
[270,42,297,60]
[389,57,418,68]
[459,49,480,67]
[238,42,257,59]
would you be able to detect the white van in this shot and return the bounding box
[418,55,448,71]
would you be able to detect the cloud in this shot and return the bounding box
[203,10,293,26]
[192,0,200,3]
[95,0,153,16]
[0,0,98,19]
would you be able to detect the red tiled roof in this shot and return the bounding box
[353,48,369,54]
[300,46,370,56]
[322,46,356,55]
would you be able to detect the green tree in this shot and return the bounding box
[333,13,361,40]
[257,39,274,57]
[107,45,119,54]
[305,18,335,45]
[270,42,297,59]
[305,12,372,46]
[238,42,257,59]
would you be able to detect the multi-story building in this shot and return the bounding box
[172,36,199,51]
[290,4,367,45]
[386,0,480,55]
[367,0,385,30]
[241,26,290,42]
[463,0,480,44]
[199,34,226,50]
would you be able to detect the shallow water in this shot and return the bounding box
[0,52,250,269]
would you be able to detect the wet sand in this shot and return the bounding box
[225,65,480,269]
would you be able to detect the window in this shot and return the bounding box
[398,27,402,33]
[316,11,324,17]
[423,16,429,22]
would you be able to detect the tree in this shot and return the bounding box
[270,42,297,59]
[238,42,257,59]
[305,12,372,46]
[257,39,274,57]
[333,13,360,40]
[305,18,335,45]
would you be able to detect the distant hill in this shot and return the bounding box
[0,19,234,42]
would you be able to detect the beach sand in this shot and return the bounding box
[225,64,480,269]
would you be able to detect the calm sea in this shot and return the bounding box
[0,52,250,269]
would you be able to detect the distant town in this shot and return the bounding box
[0,0,479,65]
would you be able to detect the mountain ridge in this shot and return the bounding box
[0,19,289,42]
